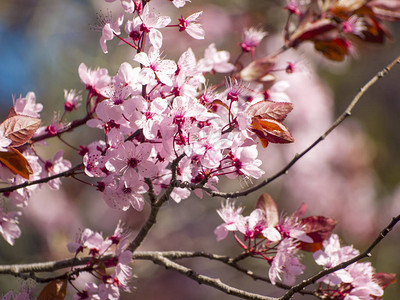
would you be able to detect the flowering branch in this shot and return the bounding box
[1,208,397,298]
[280,214,400,300]
[179,53,400,199]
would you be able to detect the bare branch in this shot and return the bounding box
[142,252,278,300]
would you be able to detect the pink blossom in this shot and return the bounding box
[113,239,133,290]
[137,4,171,49]
[105,141,158,179]
[313,234,359,285]
[240,27,267,53]
[103,176,147,211]
[134,47,177,86]
[0,208,21,245]
[41,150,72,190]
[171,0,190,8]
[78,63,111,97]
[197,43,235,73]
[13,92,43,118]
[133,97,168,140]
[285,0,304,16]
[64,89,82,112]
[178,12,205,40]
[214,201,244,241]
[74,282,119,300]
[269,238,305,285]
[224,145,264,179]
[93,10,124,54]
[342,15,366,37]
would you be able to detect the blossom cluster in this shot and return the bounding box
[214,194,395,298]
[68,222,133,300]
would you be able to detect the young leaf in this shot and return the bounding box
[256,193,279,227]
[299,216,337,252]
[0,148,33,179]
[37,279,68,300]
[240,56,277,82]
[247,101,293,121]
[314,38,349,61]
[0,114,41,147]
[250,117,294,147]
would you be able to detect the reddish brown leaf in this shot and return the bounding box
[289,12,338,47]
[256,193,279,227]
[247,101,293,121]
[314,38,349,61]
[0,148,33,179]
[300,216,337,252]
[299,241,324,252]
[37,279,67,300]
[373,273,396,289]
[240,56,277,82]
[0,113,41,147]
[251,117,294,147]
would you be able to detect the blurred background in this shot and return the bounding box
[0,0,399,299]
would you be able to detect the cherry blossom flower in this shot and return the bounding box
[41,150,72,190]
[134,47,177,86]
[224,144,264,179]
[313,234,359,285]
[214,201,244,241]
[171,0,191,8]
[136,4,171,49]
[103,176,147,211]
[269,238,305,285]
[342,15,366,37]
[78,63,111,97]
[197,43,235,73]
[0,208,21,245]
[240,27,267,53]
[74,282,119,300]
[64,89,82,112]
[105,141,158,179]
[13,92,43,118]
[285,0,302,16]
[103,14,124,54]
[178,12,205,40]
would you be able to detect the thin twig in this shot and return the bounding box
[0,164,83,194]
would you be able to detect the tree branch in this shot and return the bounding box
[128,153,186,252]
[0,164,84,194]
[142,253,278,300]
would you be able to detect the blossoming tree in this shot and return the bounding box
[0,0,399,299]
